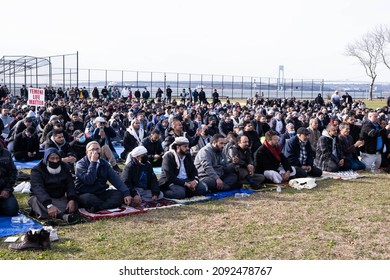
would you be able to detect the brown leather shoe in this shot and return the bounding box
[9,231,43,251]
[38,229,51,250]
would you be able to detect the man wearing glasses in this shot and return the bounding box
[75,141,131,213]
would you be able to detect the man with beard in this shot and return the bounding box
[270,112,285,136]
[194,134,239,192]
[122,118,147,160]
[284,127,323,178]
[122,146,163,205]
[218,113,234,137]
[159,137,207,199]
[343,114,361,143]
[162,118,199,152]
[44,129,77,165]
[255,130,296,184]
[51,99,70,123]
[6,116,34,152]
[141,129,164,167]
[75,141,132,213]
[29,148,79,223]
[315,124,345,172]
[190,124,212,159]
[359,112,388,170]
[307,118,321,156]
[242,121,261,154]
[13,126,43,161]
[0,106,13,139]
[338,123,366,171]
[227,135,265,189]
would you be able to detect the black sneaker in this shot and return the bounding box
[65,213,91,225]
[113,165,122,173]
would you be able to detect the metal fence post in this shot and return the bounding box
[231,76,234,99]
[222,75,224,97]
[76,51,79,88]
[88,69,91,92]
[211,75,214,96]
[268,77,270,98]
[12,61,15,96]
[177,73,179,98]
[62,55,65,90]
[164,73,166,98]
[241,76,244,99]
[251,77,253,98]
[150,72,153,94]
[121,70,124,90]
[35,58,38,88]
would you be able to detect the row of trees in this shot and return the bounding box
[346,26,390,100]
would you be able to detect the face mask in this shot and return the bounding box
[48,161,61,169]
[78,136,86,143]
[288,131,296,137]
[140,155,148,165]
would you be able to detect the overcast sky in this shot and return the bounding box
[2,0,390,82]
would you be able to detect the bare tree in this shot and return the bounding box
[346,31,381,100]
[373,25,390,70]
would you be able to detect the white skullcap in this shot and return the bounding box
[172,136,189,146]
[130,146,148,157]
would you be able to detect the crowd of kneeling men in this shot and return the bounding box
[0,95,390,224]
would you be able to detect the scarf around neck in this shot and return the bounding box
[263,140,282,162]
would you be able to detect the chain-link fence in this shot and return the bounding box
[1,53,389,100]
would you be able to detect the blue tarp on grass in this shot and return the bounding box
[205,188,255,200]
[0,214,42,238]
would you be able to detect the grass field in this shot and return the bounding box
[0,98,389,260]
[1,170,389,260]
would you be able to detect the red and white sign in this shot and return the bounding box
[28,88,45,106]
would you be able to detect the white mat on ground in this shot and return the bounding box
[320,170,365,180]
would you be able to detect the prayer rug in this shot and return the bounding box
[166,195,211,204]
[78,205,146,220]
[321,170,365,180]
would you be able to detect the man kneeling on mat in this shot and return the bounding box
[29,148,79,223]
[159,137,208,199]
[121,146,163,206]
[75,141,131,212]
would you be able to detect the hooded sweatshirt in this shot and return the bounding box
[30,147,77,207]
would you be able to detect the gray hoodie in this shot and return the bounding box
[194,143,236,180]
